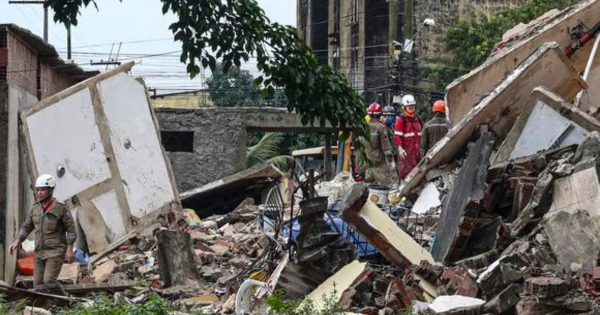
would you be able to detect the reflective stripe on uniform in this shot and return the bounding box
[395,131,404,136]
[403,132,415,137]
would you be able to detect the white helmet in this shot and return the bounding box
[401,94,416,107]
[35,174,56,188]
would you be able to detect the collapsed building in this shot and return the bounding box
[2,0,600,314]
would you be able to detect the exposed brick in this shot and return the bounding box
[3,29,83,100]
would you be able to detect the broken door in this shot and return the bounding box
[19,63,179,249]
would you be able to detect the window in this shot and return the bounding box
[160,131,194,152]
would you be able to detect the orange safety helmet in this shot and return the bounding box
[432,100,446,113]
[367,102,382,115]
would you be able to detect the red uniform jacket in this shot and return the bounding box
[393,114,423,179]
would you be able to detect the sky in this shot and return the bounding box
[0,0,297,94]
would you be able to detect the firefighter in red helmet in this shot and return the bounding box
[357,102,398,186]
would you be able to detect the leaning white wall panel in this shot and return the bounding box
[97,73,176,218]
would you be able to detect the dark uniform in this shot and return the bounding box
[18,200,76,287]
[359,119,398,186]
[421,113,451,156]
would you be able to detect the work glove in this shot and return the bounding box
[387,159,396,171]
[398,147,407,159]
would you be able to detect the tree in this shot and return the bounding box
[46,0,369,143]
[206,63,261,107]
[443,0,580,79]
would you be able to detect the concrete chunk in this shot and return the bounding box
[428,295,485,314]
[543,209,600,268]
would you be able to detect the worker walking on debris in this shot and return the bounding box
[358,102,398,186]
[9,174,76,289]
[394,94,424,179]
[421,100,451,156]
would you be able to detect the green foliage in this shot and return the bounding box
[247,132,286,168]
[206,63,262,107]
[53,293,173,315]
[46,0,369,143]
[265,289,346,315]
[425,0,581,87]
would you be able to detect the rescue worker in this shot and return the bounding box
[383,105,398,162]
[421,100,451,156]
[394,94,424,179]
[9,174,76,290]
[358,102,398,186]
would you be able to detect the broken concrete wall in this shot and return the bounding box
[445,0,600,124]
[495,88,600,164]
[402,43,587,197]
[155,108,248,193]
[154,107,336,192]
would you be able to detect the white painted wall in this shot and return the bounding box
[91,189,126,241]
[21,66,178,246]
[97,73,176,218]
[26,88,111,202]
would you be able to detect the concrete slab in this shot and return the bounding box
[412,183,441,215]
[547,164,600,218]
[401,43,586,197]
[301,260,367,311]
[495,88,600,164]
[428,295,485,314]
[543,210,600,267]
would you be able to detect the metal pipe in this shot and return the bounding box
[575,34,600,108]
[583,34,600,81]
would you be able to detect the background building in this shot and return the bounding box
[297,0,527,106]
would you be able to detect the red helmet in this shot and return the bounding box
[433,100,446,113]
[367,102,382,115]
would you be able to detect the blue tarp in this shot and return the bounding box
[277,206,407,258]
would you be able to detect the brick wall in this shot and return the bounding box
[40,64,78,99]
[5,31,83,100]
[6,34,37,96]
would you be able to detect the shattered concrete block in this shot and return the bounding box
[511,169,553,237]
[428,295,485,315]
[547,166,600,218]
[432,129,494,263]
[58,263,80,284]
[516,298,555,315]
[412,183,442,215]
[439,268,478,297]
[483,283,522,314]
[478,260,523,299]
[454,250,499,270]
[543,210,600,268]
[93,259,117,283]
[524,277,568,299]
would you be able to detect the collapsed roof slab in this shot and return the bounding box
[446,0,600,125]
[401,43,587,197]
[494,87,600,164]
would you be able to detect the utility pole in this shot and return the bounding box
[8,0,48,42]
